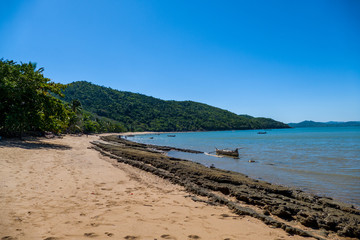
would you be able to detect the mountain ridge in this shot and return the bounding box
[62,81,290,132]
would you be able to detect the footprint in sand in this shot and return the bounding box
[1,237,17,240]
[43,237,59,240]
[125,188,133,193]
[188,235,201,239]
[84,232,98,238]
[160,234,177,240]
[124,236,138,240]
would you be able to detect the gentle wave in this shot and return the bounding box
[133,127,360,207]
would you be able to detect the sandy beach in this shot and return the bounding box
[0,134,336,239]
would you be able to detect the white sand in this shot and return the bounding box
[0,134,315,240]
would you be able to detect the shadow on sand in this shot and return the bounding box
[0,139,72,150]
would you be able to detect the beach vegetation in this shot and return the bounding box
[0,59,126,137]
[0,59,288,136]
[0,59,69,137]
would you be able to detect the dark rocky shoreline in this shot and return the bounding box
[91,135,360,239]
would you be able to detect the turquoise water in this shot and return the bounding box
[132,127,360,207]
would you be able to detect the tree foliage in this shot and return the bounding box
[0,59,288,137]
[0,59,68,136]
[62,81,290,132]
[0,60,126,137]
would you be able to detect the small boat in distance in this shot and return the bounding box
[257,131,267,134]
[167,135,176,137]
[215,148,239,157]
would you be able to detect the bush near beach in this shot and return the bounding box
[0,59,125,137]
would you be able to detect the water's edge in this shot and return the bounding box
[91,135,360,238]
[129,128,360,207]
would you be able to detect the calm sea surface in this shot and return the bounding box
[132,127,360,207]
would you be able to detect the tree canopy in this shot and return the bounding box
[62,81,290,132]
[0,60,125,137]
[0,59,68,136]
[1,59,289,137]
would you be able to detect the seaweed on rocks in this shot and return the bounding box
[91,135,360,239]
[102,135,203,154]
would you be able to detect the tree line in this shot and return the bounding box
[0,59,125,137]
[0,59,289,137]
[62,81,290,132]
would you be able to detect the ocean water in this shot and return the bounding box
[131,127,360,207]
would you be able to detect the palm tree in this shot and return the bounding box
[71,99,82,113]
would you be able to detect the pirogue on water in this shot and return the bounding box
[215,148,239,157]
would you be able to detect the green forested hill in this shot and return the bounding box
[62,81,289,132]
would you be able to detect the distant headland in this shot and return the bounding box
[288,120,360,128]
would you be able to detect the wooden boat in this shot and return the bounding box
[215,148,239,157]
[167,135,176,137]
[257,131,267,134]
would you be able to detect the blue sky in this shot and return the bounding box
[1,0,359,123]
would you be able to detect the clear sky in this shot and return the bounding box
[1,0,359,123]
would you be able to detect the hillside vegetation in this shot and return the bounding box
[62,81,289,132]
[1,59,288,136]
